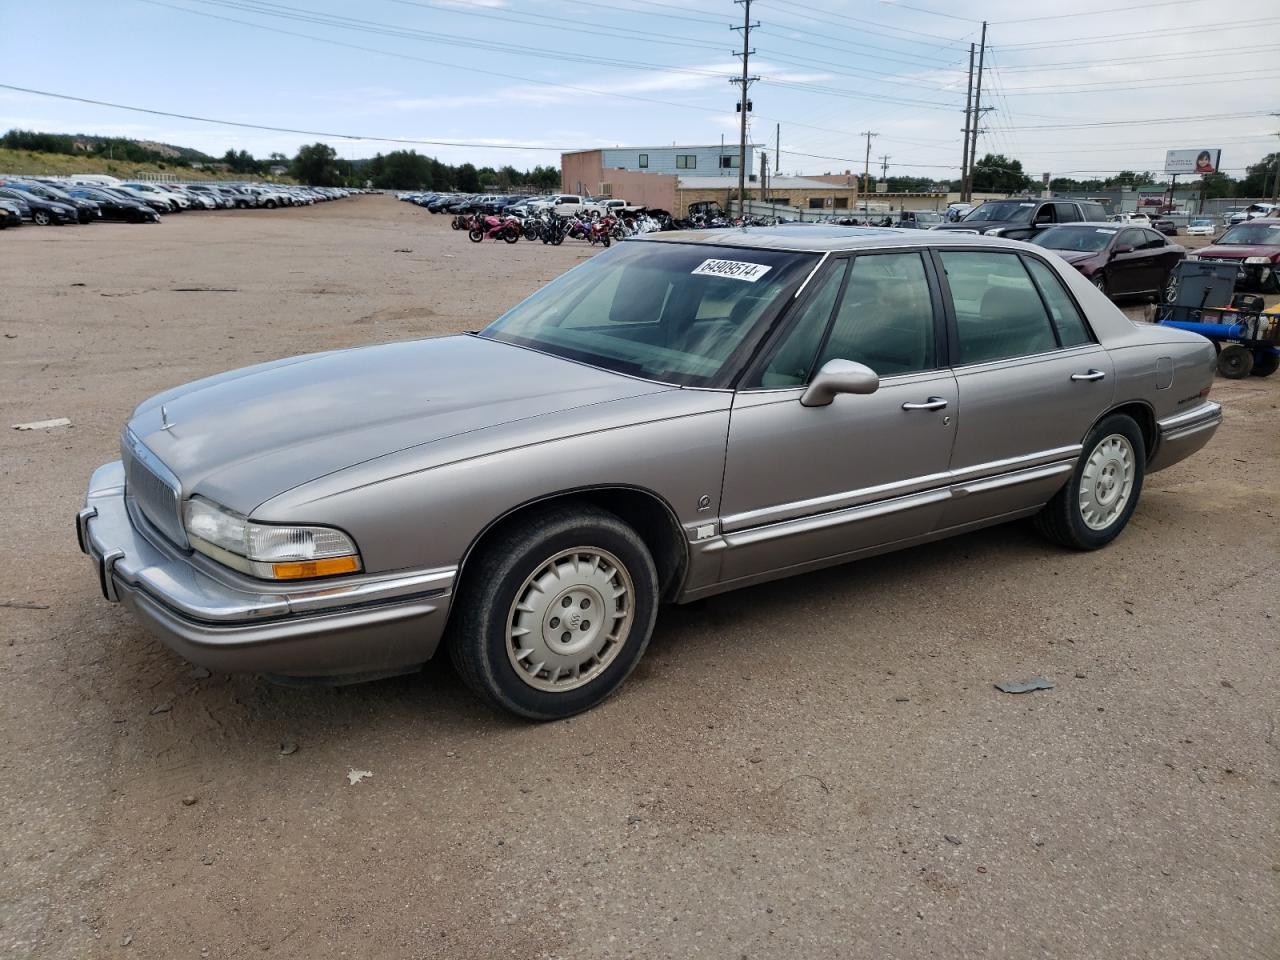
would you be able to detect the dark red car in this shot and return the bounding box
[1031,222,1185,299]
[1188,218,1280,293]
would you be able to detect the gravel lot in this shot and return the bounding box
[2,196,1276,960]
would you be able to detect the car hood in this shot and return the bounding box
[1044,249,1098,265]
[128,335,672,515]
[933,220,1017,232]
[1196,244,1280,260]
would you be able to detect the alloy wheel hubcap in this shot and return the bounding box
[506,548,634,692]
[1079,434,1135,531]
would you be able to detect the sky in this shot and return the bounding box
[2,0,1278,182]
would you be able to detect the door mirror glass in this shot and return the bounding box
[800,359,879,407]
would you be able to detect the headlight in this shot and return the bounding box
[1185,254,1199,261]
[983,227,1005,236]
[183,496,361,580]
[1244,256,1270,265]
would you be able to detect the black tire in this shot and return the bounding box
[1033,414,1146,551]
[448,504,659,720]
[264,199,277,209]
[1249,350,1278,377]
[502,226,519,244]
[1264,270,1280,295]
[32,210,51,226]
[1217,344,1253,379]
[1090,272,1108,296]
[601,234,611,247]
[467,227,484,243]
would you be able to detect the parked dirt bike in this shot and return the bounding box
[468,214,521,244]
[451,212,479,231]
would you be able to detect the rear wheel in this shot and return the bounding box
[467,227,484,243]
[1217,344,1254,379]
[503,225,519,243]
[1250,350,1279,377]
[448,505,659,720]
[1034,414,1145,551]
[1090,272,1108,296]
[32,210,51,226]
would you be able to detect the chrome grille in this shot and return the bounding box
[122,431,188,548]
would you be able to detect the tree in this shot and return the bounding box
[1238,152,1279,198]
[291,142,340,185]
[455,162,481,193]
[971,153,1031,193]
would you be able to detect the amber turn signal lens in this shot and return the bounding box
[270,556,360,579]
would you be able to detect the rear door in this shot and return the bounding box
[933,248,1114,529]
[716,250,958,584]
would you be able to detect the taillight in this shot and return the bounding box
[1199,385,1213,399]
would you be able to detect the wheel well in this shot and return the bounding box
[456,488,688,604]
[1102,401,1156,461]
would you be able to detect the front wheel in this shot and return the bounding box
[1091,272,1108,296]
[32,210,51,226]
[1217,344,1253,379]
[448,504,659,720]
[467,227,484,243]
[1034,414,1145,550]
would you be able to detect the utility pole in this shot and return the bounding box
[880,155,890,180]
[960,42,974,203]
[861,131,878,216]
[731,0,759,218]
[776,122,781,180]
[965,21,988,202]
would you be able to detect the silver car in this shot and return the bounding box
[78,228,1222,718]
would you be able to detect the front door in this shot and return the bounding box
[933,248,1115,528]
[717,251,958,585]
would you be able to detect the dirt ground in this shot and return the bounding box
[2,197,1276,960]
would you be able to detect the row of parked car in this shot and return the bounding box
[0,176,356,228]
[398,191,636,219]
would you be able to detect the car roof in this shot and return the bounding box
[635,224,1037,254]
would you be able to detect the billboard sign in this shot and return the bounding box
[1164,149,1221,175]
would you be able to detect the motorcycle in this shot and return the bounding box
[468,214,521,244]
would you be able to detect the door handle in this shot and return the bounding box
[901,397,948,411]
[1070,369,1106,382]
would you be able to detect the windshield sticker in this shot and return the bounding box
[1270,224,1280,229]
[691,259,773,282]
[1096,228,1117,234]
[1018,202,1034,206]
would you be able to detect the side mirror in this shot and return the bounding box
[800,359,880,407]
[1114,244,1135,254]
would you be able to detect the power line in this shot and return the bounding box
[996,17,1280,49]
[1001,72,1280,95]
[995,44,1280,72]
[994,0,1213,23]
[765,0,969,47]
[0,82,574,151]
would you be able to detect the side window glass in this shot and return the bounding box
[1054,202,1081,223]
[1117,228,1144,250]
[1034,204,1054,224]
[749,262,847,388]
[1025,257,1092,348]
[818,253,937,376]
[939,251,1059,364]
[1143,230,1165,249]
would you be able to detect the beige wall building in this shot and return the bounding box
[560,149,677,211]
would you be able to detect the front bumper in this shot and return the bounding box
[1147,401,1222,473]
[78,461,455,679]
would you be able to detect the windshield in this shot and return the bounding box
[1216,223,1280,245]
[1032,225,1115,252]
[962,201,1036,223]
[480,241,818,387]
